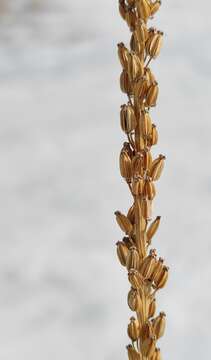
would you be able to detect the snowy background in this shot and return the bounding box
[0,0,210,359]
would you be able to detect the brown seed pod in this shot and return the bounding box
[149,298,156,318]
[120,70,132,94]
[120,104,136,133]
[150,155,165,181]
[145,67,156,85]
[127,345,141,360]
[122,236,133,248]
[151,257,164,282]
[127,204,136,224]
[130,33,143,55]
[125,9,137,31]
[128,269,144,289]
[155,266,169,289]
[141,336,156,358]
[139,249,157,279]
[150,32,163,59]
[116,241,129,266]
[145,180,156,200]
[119,0,127,20]
[119,149,132,180]
[143,150,152,171]
[115,211,133,235]
[147,216,161,244]
[134,76,149,101]
[135,19,148,43]
[126,246,140,271]
[150,0,162,16]
[141,111,152,137]
[127,288,142,311]
[127,317,140,341]
[128,52,144,81]
[127,0,135,6]
[136,0,151,21]
[145,81,159,107]
[152,312,166,339]
[150,124,158,145]
[145,28,157,54]
[131,176,144,196]
[142,198,152,220]
[132,152,144,176]
[141,320,154,342]
[117,43,130,70]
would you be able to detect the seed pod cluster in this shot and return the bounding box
[115,1,169,359]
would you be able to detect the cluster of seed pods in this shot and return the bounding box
[115,1,169,359]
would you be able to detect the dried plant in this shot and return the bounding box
[115,1,169,359]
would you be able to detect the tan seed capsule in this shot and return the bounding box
[141,111,152,137]
[127,345,141,360]
[150,155,165,181]
[126,246,140,271]
[137,0,151,21]
[117,43,130,70]
[143,151,152,171]
[145,67,156,85]
[141,320,154,342]
[125,9,136,31]
[139,249,157,279]
[127,317,140,341]
[131,176,144,196]
[127,288,142,311]
[128,269,144,289]
[151,257,164,282]
[141,336,156,358]
[149,32,163,59]
[155,266,169,289]
[150,0,162,16]
[134,76,149,101]
[152,312,166,339]
[120,70,132,94]
[127,204,135,224]
[119,149,132,180]
[132,152,144,176]
[142,198,152,220]
[147,216,161,244]
[116,241,129,266]
[128,52,144,81]
[149,298,156,318]
[145,180,156,200]
[119,0,127,20]
[145,28,157,55]
[115,211,133,235]
[135,19,148,43]
[145,81,159,107]
[120,104,136,133]
[151,124,158,145]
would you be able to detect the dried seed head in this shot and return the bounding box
[149,298,156,318]
[119,149,132,180]
[127,204,136,224]
[127,317,140,341]
[120,70,132,94]
[141,335,156,358]
[145,81,159,107]
[150,32,164,59]
[126,246,140,270]
[141,320,154,342]
[116,241,129,266]
[115,211,133,235]
[155,266,169,289]
[128,269,144,289]
[134,76,149,101]
[132,152,144,176]
[128,52,144,81]
[125,9,137,31]
[137,0,151,21]
[152,312,166,339]
[145,67,156,85]
[127,288,142,311]
[135,19,148,43]
[131,176,144,196]
[151,257,164,282]
[139,250,157,279]
[150,0,162,16]
[145,28,157,54]
[127,344,141,360]
[117,43,130,70]
[120,104,137,133]
[150,154,165,181]
[147,216,161,244]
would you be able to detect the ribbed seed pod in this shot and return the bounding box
[131,176,144,196]
[116,241,129,266]
[142,198,152,220]
[120,70,132,94]
[119,149,132,180]
[119,0,127,20]
[137,0,151,21]
[128,52,144,81]
[143,151,152,170]
[145,67,156,84]
[150,0,162,16]
[147,216,161,244]
[127,345,141,360]
[134,76,149,101]
[141,336,156,358]
[141,111,152,137]
[149,298,156,318]
[117,43,130,70]
[150,32,163,59]
[120,104,136,133]
[145,81,159,107]
[139,249,157,278]
[132,152,144,176]
[151,124,158,145]
[145,28,157,54]
[155,266,169,289]
[151,257,164,282]
[152,312,166,339]
[126,246,140,270]
[141,320,154,342]
[115,211,133,235]
[152,348,162,360]
[150,155,165,181]
[145,180,156,200]
[135,19,148,43]
[125,9,136,31]
[128,269,144,289]
[127,204,135,224]
[130,33,143,55]
[127,288,142,311]
[127,317,140,341]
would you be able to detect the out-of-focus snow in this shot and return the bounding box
[0,0,210,359]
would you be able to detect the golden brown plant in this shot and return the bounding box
[115,1,169,359]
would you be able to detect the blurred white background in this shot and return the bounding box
[0,0,210,359]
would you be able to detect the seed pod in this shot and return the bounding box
[126,246,140,270]
[139,249,157,279]
[141,320,154,342]
[141,111,152,137]
[116,241,129,266]
[134,76,149,101]
[151,124,158,145]
[130,33,143,55]
[128,317,140,341]
[120,104,136,133]
[145,81,159,107]
[137,0,151,21]
[120,70,132,94]
[128,52,144,81]
[117,43,130,70]
[119,149,132,180]
[148,32,163,59]
[152,348,162,360]
[115,211,133,235]
[150,155,165,181]
[151,257,164,282]
[141,336,156,358]
[149,298,156,318]
[152,312,166,339]
[145,180,156,200]
[150,0,162,16]
[155,266,169,289]
[127,345,141,360]
[123,236,133,248]
[147,216,161,244]
[127,288,142,311]
[127,0,135,6]
[119,0,127,20]
[135,19,148,43]
[128,269,144,289]
[142,198,152,220]
[132,152,144,176]
[125,9,136,31]
[143,151,152,170]
[145,28,157,54]
[145,67,156,85]
[131,176,144,196]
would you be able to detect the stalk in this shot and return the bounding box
[115,1,169,359]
